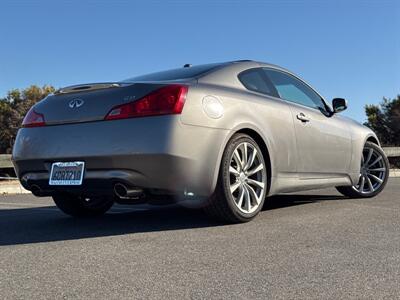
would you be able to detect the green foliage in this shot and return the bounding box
[0,85,55,154]
[364,95,400,146]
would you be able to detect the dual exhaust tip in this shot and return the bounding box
[113,183,144,199]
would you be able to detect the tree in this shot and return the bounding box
[364,95,400,146]
[0,85,55,154]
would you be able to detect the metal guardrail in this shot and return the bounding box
[1,147,399,169]
[0,154,12,168]
[383,147,400,158]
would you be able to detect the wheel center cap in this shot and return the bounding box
[361,167,367,175]
[239,173,246,184]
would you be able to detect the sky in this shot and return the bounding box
[0,0,399,122]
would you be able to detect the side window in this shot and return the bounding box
[238,68,279,97]
[264,69,328,113]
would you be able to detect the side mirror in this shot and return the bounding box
[332,98,347,113]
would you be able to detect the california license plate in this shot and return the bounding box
[49,162,85,186]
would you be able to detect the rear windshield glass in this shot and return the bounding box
[123,63,224,82]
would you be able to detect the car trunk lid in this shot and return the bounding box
[34,82,166,125]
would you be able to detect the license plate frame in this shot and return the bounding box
[49,161,85,186]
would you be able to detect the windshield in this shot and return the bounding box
[123,63,225,82]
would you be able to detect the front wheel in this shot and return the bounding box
[204,133,268,223]
[336,142,389,198]
[52,194,114,217]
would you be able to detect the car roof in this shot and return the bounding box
[196,59,295,89]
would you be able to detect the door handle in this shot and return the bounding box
[296,113,310,122]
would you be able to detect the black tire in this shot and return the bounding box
[52,194,114,217]
[336,142,389,198]
[204,133,268,223]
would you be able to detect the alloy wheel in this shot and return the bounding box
[352,145,387,194]
[228,142,266,214]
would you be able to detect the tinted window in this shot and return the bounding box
[238,69,278,97]
[264,69,328,112]
[124,63,224,82]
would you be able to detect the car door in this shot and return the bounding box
[263,68,352,177]
[237,68,298,175]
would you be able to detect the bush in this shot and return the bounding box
[0,85,55,154]
[364,95,400,146]
[389,157,400,169]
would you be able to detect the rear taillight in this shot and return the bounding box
[22,108,46,128]
[105,84,188,120]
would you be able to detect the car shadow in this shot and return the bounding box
[0,193,346,246]
[264,194,346,210]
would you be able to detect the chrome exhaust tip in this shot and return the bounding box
[114,183,143,199]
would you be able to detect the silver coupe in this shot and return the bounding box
[12,60,389,222]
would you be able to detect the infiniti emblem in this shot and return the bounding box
[69,98,84,108]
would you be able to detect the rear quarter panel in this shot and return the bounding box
[181,81,298,195]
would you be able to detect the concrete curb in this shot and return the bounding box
[389,169,400,178]
[0,180,30,195]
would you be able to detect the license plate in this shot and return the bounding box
[49,162,85,186]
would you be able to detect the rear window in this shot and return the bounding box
[124,63,225,82]
[238,68,279,97]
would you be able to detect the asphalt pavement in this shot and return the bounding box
[0,179,399,299]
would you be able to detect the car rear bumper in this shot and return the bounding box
[12,116,229,198]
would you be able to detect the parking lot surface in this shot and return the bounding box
[1,179,399,299]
